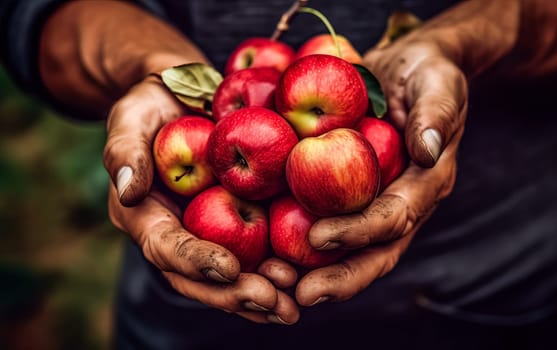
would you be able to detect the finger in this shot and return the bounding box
[267,290,300,325]
[257,257,298,289]
[296,234,413,306]
[362,43,430,131]
[103,76,186,206]
[166,271,300,325]
[307,194,408,250]
[308,133,461,250]
[165,272,277,317]
[237,290,300,325]
[108,185,241,283]
[403,57,468,167]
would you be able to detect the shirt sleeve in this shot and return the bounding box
[0,0,168,114]
[0,0,65,97]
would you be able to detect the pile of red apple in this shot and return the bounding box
[154,35,407,272]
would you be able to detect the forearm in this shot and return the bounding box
[503,0,557,78]
[408,0,557,79]
[39,0,208,120]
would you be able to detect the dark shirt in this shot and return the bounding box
[2,1,557,348]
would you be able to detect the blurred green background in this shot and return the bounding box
[0,67,124,350]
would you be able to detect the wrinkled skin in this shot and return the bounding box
[104,76,300,325]
[294,38,468,306]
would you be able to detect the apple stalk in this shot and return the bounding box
[297,7,342,58]
[270,0,309,41]
[270,0,342,59]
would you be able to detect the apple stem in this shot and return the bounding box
[270,0,309,41]
[298,7,342,58]
[175,165,194,182]
[237,207,252,222]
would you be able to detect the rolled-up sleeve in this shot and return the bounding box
[0,0,167,116]
[0,0,65,96]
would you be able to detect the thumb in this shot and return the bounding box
[403,57,468,168]
[103,77,186,206]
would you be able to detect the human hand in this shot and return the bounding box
[104,76,300,324]
[37,0,302,324]
[294,36,468,307]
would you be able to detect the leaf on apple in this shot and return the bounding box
[161,63,223,116]
[353,64,387,118]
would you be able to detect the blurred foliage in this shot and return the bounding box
[0,67,123,350]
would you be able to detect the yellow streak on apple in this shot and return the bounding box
[288,110,319,136]
[299,131,372,212]
[166,143,200,194]
[321,142,357,205]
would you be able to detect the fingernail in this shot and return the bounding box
[422,128,442,163]
[317,241,342,250]
[243,301,270,312]
[308,296,330,306]
[116,166,133,199]
[202,268,232,283]
[267,314,293,325]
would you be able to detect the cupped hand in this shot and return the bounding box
[104,76,300,324]
[295,38,468,306]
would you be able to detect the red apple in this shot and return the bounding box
[224,37,295,76]
[275,54,368,138]
[153,116,216,197]
[270,194,346,269]
[183,185,268,272]
[286,128,380,217]
[356,117,408,191]
[212,67,281,122]
[207,107,298,200]
[295,34,363,64]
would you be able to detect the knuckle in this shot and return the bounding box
[173,234,198,259]
[400,198,423,237]
[366,194,408,241]
[187,240,238,274]
[237,273,269,292]
[411,94,459,132]
[338,261,358,282]
[142,228,185,273]
[435,96,460,122]
[140,223,173,265]
[141,231,160,267]
[438,161,458,200]
[378,253,401,278]
[103,134,153,191]
[105,96,144,132]
[102,136,118,174]
[316,215,365,246]
[333,262,365,300]
[148,226,196,272]
[404,202,424,232]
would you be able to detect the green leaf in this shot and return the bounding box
[353,64,387,117]
[174,94,211,115]
[161,63,223,116]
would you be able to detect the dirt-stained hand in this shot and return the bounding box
[104,77,300,324]
[295,38,468,307]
